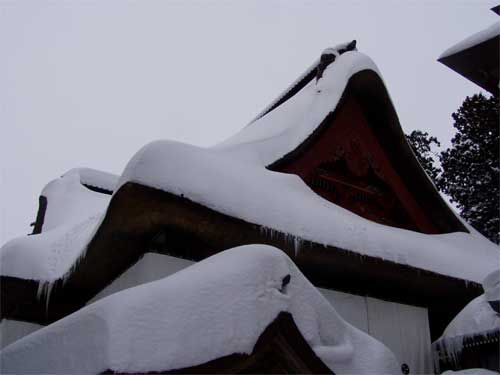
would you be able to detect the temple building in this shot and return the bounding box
[1,41,498,374]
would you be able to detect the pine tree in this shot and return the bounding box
[438,94,499,244]
[406,130,441,183]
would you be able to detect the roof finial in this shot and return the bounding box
[316,40,357,81]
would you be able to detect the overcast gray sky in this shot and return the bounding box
[1,0,498,243]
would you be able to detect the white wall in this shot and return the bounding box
[88,253,193,304]
[0,319,42,349]
[319,288,433,374]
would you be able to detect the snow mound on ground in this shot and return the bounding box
[439,22,500,59]
[0,245,400,375]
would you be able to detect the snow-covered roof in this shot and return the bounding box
[1,45,498,288]
[0,245,400,375]
[441,269,500,340]
[247,40,357,125]
[76,167,118,194]
[0,169,110,281]
[40,168,112,232]
[214,51,380,166]
[442,294,499,339]
[439,22,500,60]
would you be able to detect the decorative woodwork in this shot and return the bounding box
[274,94,439,234]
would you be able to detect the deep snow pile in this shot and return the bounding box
[0,245,400,375]
[0,169,111,281]
[1,49,498,285]
[439,22,500,59]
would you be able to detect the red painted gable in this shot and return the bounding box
[273,95,439,234]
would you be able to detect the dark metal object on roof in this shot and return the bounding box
[29,196,48,235]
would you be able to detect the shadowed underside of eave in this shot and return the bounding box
[103,312,333,375]
[0,182,482,341]
[438,36,499,96]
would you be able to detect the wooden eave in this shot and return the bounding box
[104,312,332,374]
[0,182,482,340]
[438,35,499,96]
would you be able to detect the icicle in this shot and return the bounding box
[293,236,302,257]
[36,280,56,314]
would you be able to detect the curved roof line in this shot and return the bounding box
[267,68,467,234]
[247,40,357,125]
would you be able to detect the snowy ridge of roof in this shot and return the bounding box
[215,51,381,166]
[0,245,400,375]
[247,59,319,125]
[75,168,118,193]
[439,21,500,59]
[247,41,359,126]
[41,169,111,232]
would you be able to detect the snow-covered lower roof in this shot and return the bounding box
[0,245,400,375]
[439,22,500,60]
[1,45,498,286]
[41,168,112,232]
[441,269,500,340]
[442,294,499,339]
[0,169,110,281]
